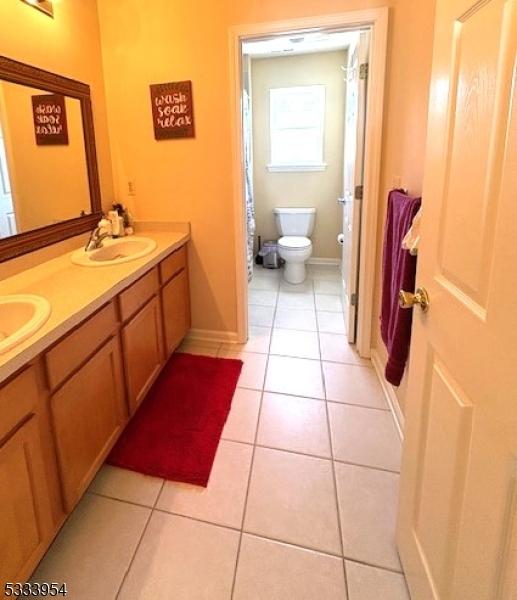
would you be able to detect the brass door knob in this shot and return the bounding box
[399,287,430,312]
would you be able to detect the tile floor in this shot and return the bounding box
[31,264,409,600]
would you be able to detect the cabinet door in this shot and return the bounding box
[123,296,164,414]
[0,417,54,585]
[51,336,126,511]
[162,270,191,356]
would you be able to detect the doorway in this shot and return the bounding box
[230,9,388,355]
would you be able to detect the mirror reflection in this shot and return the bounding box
[0,80,92,239]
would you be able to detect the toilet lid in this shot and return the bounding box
[278,236,312,249]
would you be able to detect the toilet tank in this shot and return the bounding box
[274,208,316,237]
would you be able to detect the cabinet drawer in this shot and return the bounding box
[0,365,41,442]
[119,268,159,322]
[160,245,186,284]
[45,302,118,391]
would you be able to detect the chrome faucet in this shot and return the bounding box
[85,225,111,251]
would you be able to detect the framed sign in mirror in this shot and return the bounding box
[0,56,102,262]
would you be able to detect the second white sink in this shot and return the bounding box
[71,237,157,267]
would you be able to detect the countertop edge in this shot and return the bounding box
[0,232,190,384]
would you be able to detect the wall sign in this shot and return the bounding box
[150,81,195,140]
[31,94,69,146]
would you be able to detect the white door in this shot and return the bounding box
[397,1,517,599]
[341,31,369,343]
[0,125,16,238]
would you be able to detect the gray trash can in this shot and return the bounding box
[259,240,282,269]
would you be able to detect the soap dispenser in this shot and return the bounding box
[108,210,124,238]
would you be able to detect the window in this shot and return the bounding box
[268,85,326,172]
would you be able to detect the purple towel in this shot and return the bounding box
[381,190,421,386]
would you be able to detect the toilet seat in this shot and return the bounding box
[278,236,312,250]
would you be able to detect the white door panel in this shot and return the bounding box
[397,1,517,599]
[342,31,369,343]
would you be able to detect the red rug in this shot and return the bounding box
[107,353,243,487]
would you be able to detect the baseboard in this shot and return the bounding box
[307,258,341,266]
[370,348,405,440]
[187,328,239,344]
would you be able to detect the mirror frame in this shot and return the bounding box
[0,55,102,262]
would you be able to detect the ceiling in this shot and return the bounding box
[242,30,359,58]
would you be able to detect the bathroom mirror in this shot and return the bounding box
[0,56,102,262]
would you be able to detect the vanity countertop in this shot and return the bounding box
[0,229,190,383]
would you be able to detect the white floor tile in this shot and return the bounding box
[270,328,320,360]
[234,535,347,600]
[314,280,342,294]
[275,307,317,331]
[323,362,387,409]
[119,512,239,600]
[249,304,275,327]
[319,333,371,366]
[277,291,315,310]
[222,388,261,443]
[317,311,346,334]
[219,350,268,390]
[307,265,341,281]
[89,465,163,507]
[315,294,343,312]
[257,392,331,458]
[31,494,150,600]
[248,289,278,307]
[249,276,280,291]
[253,266,281,279]
[335,463,401,571]
[244,447,341,554]
[156,440,253,529]
[265,355,325,399]
[346,561,410,600]
[221,326,271,354]
[280,279,314,294]
[328,404,402,471]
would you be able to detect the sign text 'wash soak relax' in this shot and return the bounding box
[150,81,195,140]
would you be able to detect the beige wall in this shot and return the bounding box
[371,0,436,415]
[251,51,346,259]
[97,0,236,334]
[0,83,91,233]
[97,0,435,346]
[0,0,114,218]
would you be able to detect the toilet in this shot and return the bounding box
[274,207,316,284]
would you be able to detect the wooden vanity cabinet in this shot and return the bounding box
[0,241,190,585]
[0,365,56,585]
[120,268,165,415]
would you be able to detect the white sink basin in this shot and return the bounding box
[0,295,51,355]
[71,236,157,267]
